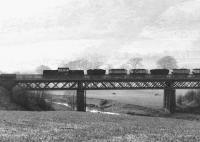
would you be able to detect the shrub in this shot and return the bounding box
[11,88,54,111]
[194,90,200,104]
[183,90,196,103]
[66,95,76,110]
[177,95,183,105]
[99,99,109,111]
[99,99,109,106]
[183,90,200,107]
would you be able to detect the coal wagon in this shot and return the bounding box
[172,69,190,75]
[130,69,148,75]
[150,69,169,75]
[68,70,84,77]
[108,69,128,75]
[87,69,106,76]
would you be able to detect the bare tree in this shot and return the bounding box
[91,60,103,69]
[157,56,178,69]
[103,64,113,70]
[12,71,21,74]
[64,57,105,70]
[120,63,130,69]
[127,57,143,69]
[64,59,93,70]
[36,65,51,74]
[88,54,105,69]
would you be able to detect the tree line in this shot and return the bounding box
[35,55,178,73]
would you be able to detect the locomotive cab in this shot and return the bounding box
[58,67,69,72]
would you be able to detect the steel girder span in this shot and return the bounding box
[15,80,168,90]
[15,80,200,90]
[15,80,78,90]
[15,79,200,113]
[14,77,200,113]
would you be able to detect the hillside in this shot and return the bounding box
[0,111,199,141]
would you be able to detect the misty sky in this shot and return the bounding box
[0,0,200,72]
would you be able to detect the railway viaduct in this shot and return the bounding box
[1,74,200,113]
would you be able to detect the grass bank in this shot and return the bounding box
[0,111,199,141]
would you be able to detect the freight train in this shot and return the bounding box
[1,68,200,80]
[42,68,200,78]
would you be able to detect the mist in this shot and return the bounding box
[0,0,199,72]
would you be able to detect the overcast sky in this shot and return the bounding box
[0,0,200,72]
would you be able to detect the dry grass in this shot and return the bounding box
[0,111,199,141]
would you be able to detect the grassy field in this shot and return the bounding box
[0,111,200,141]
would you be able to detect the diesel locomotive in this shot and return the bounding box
[43,68,84,78]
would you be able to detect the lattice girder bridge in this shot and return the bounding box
[13,76,200,113]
